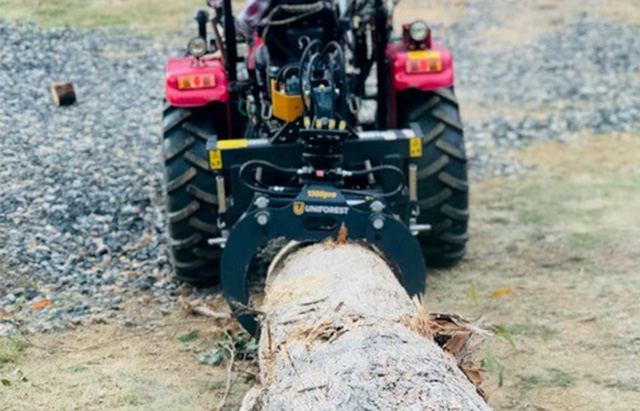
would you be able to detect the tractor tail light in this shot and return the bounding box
[177,74,217,90]
[405,51,443,74]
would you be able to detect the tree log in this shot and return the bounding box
[50,81,76,106]
[241,243,491,411]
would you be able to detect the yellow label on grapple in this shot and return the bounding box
[209,150,222,170]
[409,137,423,158]
[217,139,248,149]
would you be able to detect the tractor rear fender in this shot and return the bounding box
[388,41,455,92]
[165,57,230,107]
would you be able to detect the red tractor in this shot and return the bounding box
[163,0,468,333]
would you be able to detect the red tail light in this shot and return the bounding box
[178,74,217,90]
[405,51,443,74]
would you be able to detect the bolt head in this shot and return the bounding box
[255,196,269,209]
[256,212,270,226]
[370,201,385,213]
[372,217,385,230]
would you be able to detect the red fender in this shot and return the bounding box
[165,57,230,107]
[388,41,455,91]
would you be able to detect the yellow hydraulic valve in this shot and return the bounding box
[271,80,304,122]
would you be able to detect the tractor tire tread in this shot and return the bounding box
[167,167,197,193]
[184,150,211,171]
[398,87,469,268]
[419,155,449,180]
[165,135,196,162]
[187,184,218,205]
[439,171,469,192]
[163,105,222,286]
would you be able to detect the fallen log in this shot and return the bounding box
[241,242,491,410]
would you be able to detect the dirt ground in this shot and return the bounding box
[0,301,253,410]
[2,0,640,410]
[2,133,639,410]
[427,133,640,410]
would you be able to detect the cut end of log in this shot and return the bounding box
[247,243,492,410]
[50,81,76,106]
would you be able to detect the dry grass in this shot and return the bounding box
[425,132,640,410]
[0,313,250,410]
[478,0,640,48]
[394,0,470,30]
[0,338,26,366]
[0,0,244,35]
[592,0,640,25]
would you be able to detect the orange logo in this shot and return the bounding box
[293,202,305,216]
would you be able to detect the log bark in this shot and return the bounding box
[241,242,491,411]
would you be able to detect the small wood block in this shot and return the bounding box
[50,81,76,106]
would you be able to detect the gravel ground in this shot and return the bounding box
[1,0,638,334]
[441,1,640,177]
[0,23,177,334]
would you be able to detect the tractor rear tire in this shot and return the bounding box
[398,88,469,268]
[163,104,221,286]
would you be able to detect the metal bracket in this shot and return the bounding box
[220,185,427,335]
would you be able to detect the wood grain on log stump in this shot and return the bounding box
[241,243,491,411]
[50,81,76,106]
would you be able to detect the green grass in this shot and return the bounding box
[605,379,640,393]
[518,368,577,389]
[483,172,640,251]
[194,379,226,392]
[65,365,89,373]
[0,338,27,365]
[118,394,143,406]
[508,323,560,341]
[178,332,199,344]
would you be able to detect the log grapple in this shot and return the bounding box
[211,127,429,333]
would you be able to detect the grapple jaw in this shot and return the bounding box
[220,185,426,335]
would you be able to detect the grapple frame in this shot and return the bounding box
[207,129,429,333]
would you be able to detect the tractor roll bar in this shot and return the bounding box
[222,0,238,81]
[375,0,389,129]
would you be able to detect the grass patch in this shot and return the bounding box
[65,365,89,373]
[195,379,226,392]
[0,338,27,365]
[178,332,199,344]
[518,368,576,389]
[483,171,640,251]
[0,0,244,35]
[118,394,143,406]
[567,232,604,249]
[605,379,640,393]
[509,323,560,341]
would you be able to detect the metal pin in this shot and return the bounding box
[365,160,376,185]
[409,163,418,203]
[216,175,227,214]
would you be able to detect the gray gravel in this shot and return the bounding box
[1,1,639,334]
[441,3,640,177]
[0,22,177,334]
